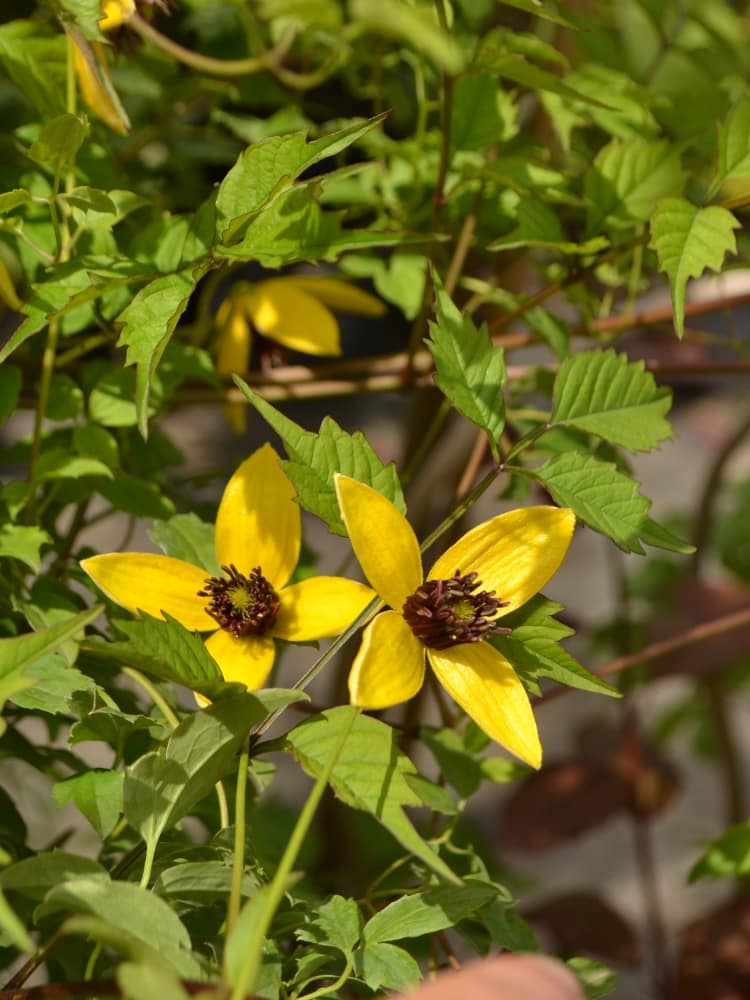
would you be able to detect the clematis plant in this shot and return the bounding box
[215,276,386,431]
[81,445,374,689]
[335,474,576,768]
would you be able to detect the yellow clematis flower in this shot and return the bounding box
[99,0,136,30]
[335,475,576,768]
[216,276,386,432]
[81,445,375,690]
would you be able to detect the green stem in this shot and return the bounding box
[122,667,180,728]
[419,463,503,555]
[295,957,354,1000]
[24,318,61,522]
[228,706,361,1000]
[227,736,250,934]
[400,398,452,488]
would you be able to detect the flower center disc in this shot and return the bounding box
[199,564,280,638]
[402,570,511,650]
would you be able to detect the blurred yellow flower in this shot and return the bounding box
[216,275,386,432]
[72,0,133,134]
[81,445,375,691]
[335,474,576,769]
[99,0,136,30]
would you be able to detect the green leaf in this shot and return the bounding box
[0,524,50,571]
[421,726,484,797]
[0,852,107,900]
[349,0,463,74]
[118,961,190,1000]
[53,770,124,840]
[149,514,220,576]
[649,197,740,338]
[353,941,421,993]
[39,877,200,977]
[216,116,385,240]
[551,349,672,452]
[638,516,695,554]
[489,199,609,255]
[0,266,94,364]
[451,74,516,151]
[115,268,202,437]
[493,596,619,698]
[0,24,66,116]
[709,97,750,199]
[297,895,362,954]
[28,114,88,168]
[495,0,577,28]
[154,861,256,904]
[124,691,304,862]
[73,424,119,470]
[93,471,175,519]
[58,0,105,39]
[238,386,405,535]
[0,606,102,735]
[427,277,506,456]
[59,186,118,217]
[47,373,84,420]
[585,139,684,234]
[91,613,226,700]
[285,707,460,883]
[0,189,31,214]
[363,884,499,944]
[567,957,617,1000]
[37,449,113,482]
[688,822,750,882]
[216,183,425,265]
[532,452,650,553]
[10,655,93,714]
[0,888,33,952]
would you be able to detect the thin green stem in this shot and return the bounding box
[419,463,503,556]
[229,706,361,1000]
[295,957,354,1000]
[400,398,452,488]
[122,667,180,728]
[24,318,61,522]
[227,736,250,934]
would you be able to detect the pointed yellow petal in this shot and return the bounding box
[215,443,300,589]
[248,281,341,356]
[205,629,275,689]
[348,611,425,709]
[81,553,215,630]
[334,474,422,611]
[428,506,575,615]
[428,643,541,768]
[216,303,251,434]
[73,40,129,135]
[273,276,386,317]
[273,577,376,641]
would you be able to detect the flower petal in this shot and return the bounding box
[428,506,575,615]
[99,0,135,30]
[274,276,386,317]
[348,611,425,708]
[72,40,129,135]
[248,281,341,356]
[428,643,541,768]
[215,443,300,589]
[205,629,275,689]
[335,474,422,611]
[273,577,376,641]
[216,302,251,434]
[81,553,214,630]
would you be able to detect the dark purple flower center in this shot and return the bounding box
[198,564,280,638]
[401,570,511,650]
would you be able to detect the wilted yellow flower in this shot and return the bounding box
[81,445,375,689]
[335,474,576,768]
[216,275,386,432]
[72,0,133,135]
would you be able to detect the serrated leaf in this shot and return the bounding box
[649,197,739,338]
[10,654,93,714]
[354,941,421,992]
[688,822,750,882]
[533,452,650,553]
[551,349,672,451]
[297,895,361,954]
[115,268,203,437]
[0,267,94,364]
[489,199,609,255]
[709,97,750,199]
[124,690,305,862]
[585,139,684,234]
[638,516,695,554]
[363,884,499,944]
[85,613,226,700]
[216,116,385,241]
[238,385,405,535]
[216,183,424,265]
[427,277,506,455]
[149,514,220,576]
[0,524,50,571]
[285,707,459,883]
[53,770,124,839]
[494,595,619,697]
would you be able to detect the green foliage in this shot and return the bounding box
[688,822,750,882]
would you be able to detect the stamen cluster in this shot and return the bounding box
[198,564,280,638]
[402,570,511,650]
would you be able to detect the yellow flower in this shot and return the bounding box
[99,0,135,30]
[216,276,386,432]
[335,475,576,768]
[81,445,375,690]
